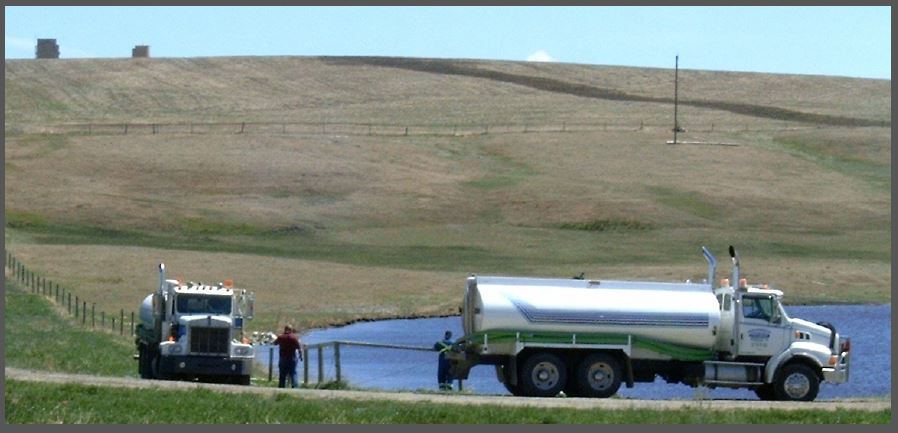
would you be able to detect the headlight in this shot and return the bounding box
[169,344,183,354]
[234,346,253,357]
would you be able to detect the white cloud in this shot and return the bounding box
[526,49,556,62]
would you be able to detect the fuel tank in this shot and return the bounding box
[463,276,722,349]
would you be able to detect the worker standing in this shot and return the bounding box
[274,325,303,388]
[433,330,455,390]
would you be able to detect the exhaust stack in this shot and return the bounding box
[158,263,166,295]
[702,246,717,288]
[729,246,740,289]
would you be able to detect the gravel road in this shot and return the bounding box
[6,367,890,412]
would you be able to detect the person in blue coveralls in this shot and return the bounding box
[434,330,455,390]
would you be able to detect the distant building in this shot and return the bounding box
[132,45,150,58]
[36,39,59,59]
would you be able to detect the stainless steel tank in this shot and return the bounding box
[464,276,722,349]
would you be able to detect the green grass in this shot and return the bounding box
[649,186,722,221]
[5,380,890,424]
[772,131,891,192]
[4,279,137,377]
[558,219,652,232]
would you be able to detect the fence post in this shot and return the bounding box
[82,301,87,325]
[404,126,408,136]
[102,311,105,327]
[317,346,324,384]
[131,311,135,336]
[56,284,60,303]
[303,347,309,385]
[124,123,128,135]
[92,304,96,328]
[112,317,116,332]
[240,122,245,134]
[334,342,341,383]
[268,346,274,382]
[75,296,79,317]
[120,309,125,335]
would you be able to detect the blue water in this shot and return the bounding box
[256,305,890,399]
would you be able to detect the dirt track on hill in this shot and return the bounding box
[6,367,889,412]
[327,56,889,127]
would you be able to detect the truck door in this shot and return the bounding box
[716,293,736,356]
[737,295,788,357]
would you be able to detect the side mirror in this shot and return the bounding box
[237,291,254,320]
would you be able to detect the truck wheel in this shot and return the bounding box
[138,345,150,379]
[520,353,567,397]
[774,364,819,401]
[576,353,622,398]
[233,375,251,386]
[149,349,167,380]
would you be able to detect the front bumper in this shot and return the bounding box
[822,351,850,384]
[159,355,252,376]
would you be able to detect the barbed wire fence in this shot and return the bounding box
[6,252,137,341]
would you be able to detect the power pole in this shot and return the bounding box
[672,54,680,144]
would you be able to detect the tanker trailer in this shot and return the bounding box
[447,246,850,401]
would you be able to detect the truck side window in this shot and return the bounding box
[742,297,772,321]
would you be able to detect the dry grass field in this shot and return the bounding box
[4,56,890,330]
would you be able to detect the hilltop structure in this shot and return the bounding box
[35,39,59,59]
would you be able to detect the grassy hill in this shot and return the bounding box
[4,56,890,330]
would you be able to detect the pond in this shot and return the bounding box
[256,304,890,399]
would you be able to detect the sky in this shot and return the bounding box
[3,6,891,79]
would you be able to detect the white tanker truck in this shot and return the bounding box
[447,246,850,401]
[135,264,255,385]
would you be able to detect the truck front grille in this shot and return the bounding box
[190,327,229,355]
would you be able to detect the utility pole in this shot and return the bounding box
[672,54,680,144]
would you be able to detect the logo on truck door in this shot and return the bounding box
[747,328,771,341]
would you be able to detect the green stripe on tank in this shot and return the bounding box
[461,329,713,361]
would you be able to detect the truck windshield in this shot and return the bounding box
[176,294,231,315]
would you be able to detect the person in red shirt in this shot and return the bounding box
[274,324,303,388]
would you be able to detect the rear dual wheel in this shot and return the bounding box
[520,353,567,397]
[575,353,622,398]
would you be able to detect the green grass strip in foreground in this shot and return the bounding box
[5,380,889,424]
[4,279,137,377]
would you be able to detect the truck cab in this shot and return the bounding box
[711,273,850,400]
[136,264,255,385]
